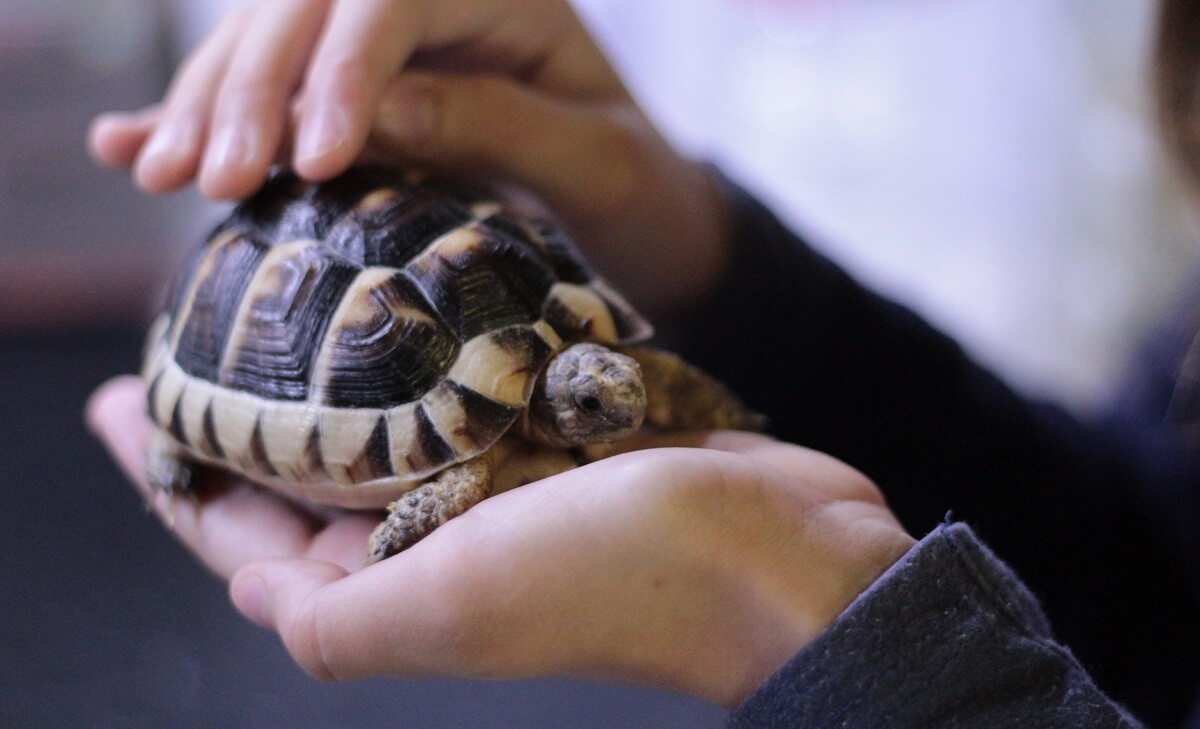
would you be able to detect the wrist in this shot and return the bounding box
[663,457,915,707]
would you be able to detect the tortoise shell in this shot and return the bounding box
[141,168,652,508]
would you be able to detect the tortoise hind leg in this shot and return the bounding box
[617,345,766,432]
[145,429,197,497]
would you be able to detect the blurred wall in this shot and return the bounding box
[0,0,212,329]
[572,0,1197,409]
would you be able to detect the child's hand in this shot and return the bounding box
[90,0,621,198]
[88,375,915,708]
[89,0,732,319]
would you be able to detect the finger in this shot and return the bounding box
[134,8,249,194]
[370,72,647,223]
[230,558,347,679]
[230,556,431,681]
[89,106,162,169]
[292,0,620,180]
[293,0,432,178]
[86,375,158,493]
[86,376,323,578]
[199,0,332,199]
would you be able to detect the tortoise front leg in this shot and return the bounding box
[368,455,496,562]
[367,439,581,561]
[617,346,766,433]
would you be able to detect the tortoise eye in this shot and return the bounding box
[575,394,603,413]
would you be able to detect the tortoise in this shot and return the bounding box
[141,167,761,561]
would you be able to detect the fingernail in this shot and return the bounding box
[377,89,434,145]
[205,124,254,172]
[297,105,349,164]
[142,122,192,162]
[231,573,269,628]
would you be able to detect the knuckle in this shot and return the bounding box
[218,73,284,106]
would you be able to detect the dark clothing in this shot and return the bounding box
[667,179,1200,726]
[730,524,1137,728]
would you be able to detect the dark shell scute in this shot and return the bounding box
[160,240,209,322]
[348,415,395,482]
[145,370,165,427]
[601,291,653,342]
[326,189,473,268]
[446,381,521,449]
[215,173,326,244]
[404,226,557,341]
[532,219,594,284]
[319,272,460,409]
[221,246,359,400]
[303,424,326,477]
[248,417,279,476]
[541,296,584,341]
[481,214,594,285]
[490,324,556,367]
[414,404,457,473]
[176,234,270,382]
[202,401,225,459]
[216,169,417,245]
[168,394,187,445]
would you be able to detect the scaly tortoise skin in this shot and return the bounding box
[142,167,761,561]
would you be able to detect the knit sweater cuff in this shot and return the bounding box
[727,523,1137,728]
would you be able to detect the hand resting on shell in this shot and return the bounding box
[88,0,729,321]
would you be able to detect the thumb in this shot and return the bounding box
[367,71,730,320]
[231,558,348,680]
[370,71,646,222]
[230,553,482,682]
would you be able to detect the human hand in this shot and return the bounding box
[88,375,914,708]
[88,0,729,318]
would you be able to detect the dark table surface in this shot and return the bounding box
[0,324,725,729]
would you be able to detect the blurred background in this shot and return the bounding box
[1,0,1194,726]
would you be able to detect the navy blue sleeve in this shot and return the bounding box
[727,524,1140,728]
[664,175,1200,723]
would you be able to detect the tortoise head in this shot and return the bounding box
[524,343,646,447]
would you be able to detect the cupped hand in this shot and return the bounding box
[88,376,914,708]
[87,0,729,318]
